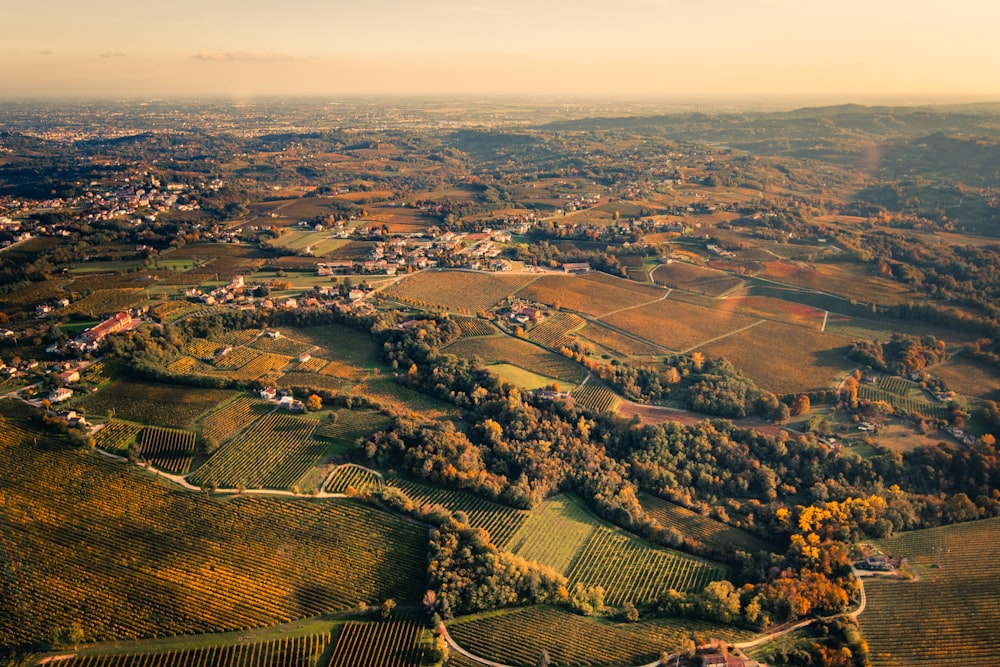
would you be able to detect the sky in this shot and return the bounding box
[2,0,999,102]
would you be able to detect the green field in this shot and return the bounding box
[505,495,725,604]
[861,518,1000,667]
[445,335,586,385]
[488,363,565,391]
[506,495,600,573]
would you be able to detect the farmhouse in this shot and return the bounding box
[78,311,133,344]
[563,262,591,274]
[58,369,81,384]
[48,387,73,403]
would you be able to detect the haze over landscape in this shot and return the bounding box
[3,2,1000,667]
[3,0,1000,101]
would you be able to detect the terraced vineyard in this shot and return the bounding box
[91,419,144,452]
[138,426,197,474]
[506,496,601,573]
[185,337,221,359]
[858,383,949,420]
[252,334,318,358]
[447,605,753,667]
[213,345,262,370]
[327,617,427,667]
[297,356,329,373]
[640,493,774,554]
[228,352,293,381]
[388,478,528,548]
[188,413,322,489]
[571,380,620,413]
[565,527,729,605]
[454,316,498,338]
[326,464,384,494]
[314,409,393,444]
[860,518,1000,667]
[56,633,332,667]
[0,421,428,647]
[75,380,237,428]
[210,328,262,346]
[528,312,586,350]
[200,395,273,445]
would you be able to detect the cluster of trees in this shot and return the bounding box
[847,334,949,374]
[595,355,788,420]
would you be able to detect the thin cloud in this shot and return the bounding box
[99,51,127,58]
[39,50,53,55]
[193,50,294,63]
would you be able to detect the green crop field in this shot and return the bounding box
[55,633,333,667]
[861,518,1000,667]
[327,617,427,667]
[0,420,427,647]
[447,605,753,667]
[857,383,950,421]
[445,335,586,385]
[75,380,237,429]
[292,325,381,368]
[487,363,564,391]
[566,526,728,605]
[388,477,528,548]
[189,412,323,490]
[640,494,774,555]
[505,496,607,573]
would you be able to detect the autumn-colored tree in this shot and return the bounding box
[306,394,323,411]
[790,394,811,416]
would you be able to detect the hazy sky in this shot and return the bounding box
[3,0,999,101]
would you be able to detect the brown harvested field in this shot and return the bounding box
[652,262,744,297]
[445,335,587,384]
[760,261,913,305]
[578,322,665,357]
[385,270,537,313]
[696,320,854,395]
[578,272,667,298]
[516,274,661,318]
[365,206,433,233]
[328,241,377,261]
[931,357,1000,400]
[601,297,760,352]
[725,295,828,330]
